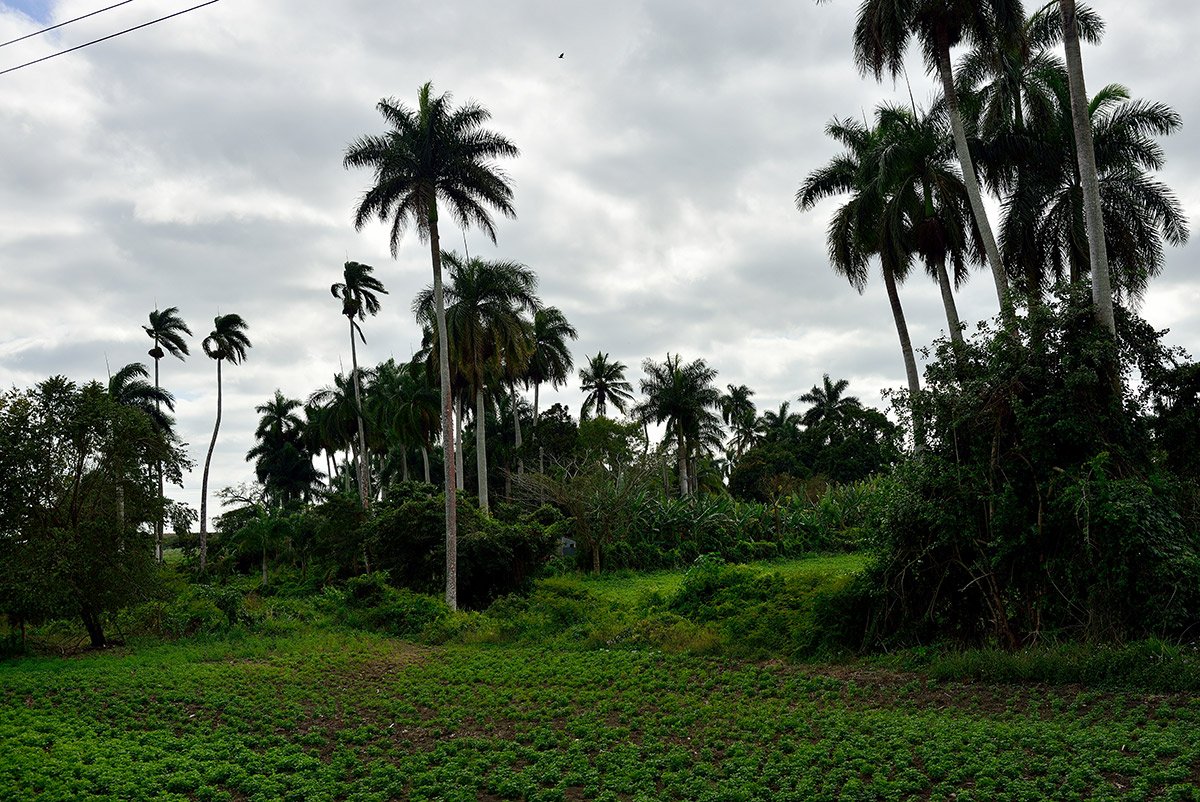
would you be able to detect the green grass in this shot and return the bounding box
[3,629,1199,801]
[557,553,871,606]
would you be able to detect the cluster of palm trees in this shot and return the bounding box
[99,307,251,573]
[801,0,1188,445]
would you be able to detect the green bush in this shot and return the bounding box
[337,572,447,638]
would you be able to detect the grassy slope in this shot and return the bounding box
[3,556,1200,801]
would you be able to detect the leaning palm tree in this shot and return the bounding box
[414,251,537,514]
[579,352,635,419]
[344,82,518,610]
[798,115,926,449]
[331,260,388,509]
[143,306,191,562]
[820,0,1025,323]
[199,313,251,573]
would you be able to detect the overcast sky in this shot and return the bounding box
[1,0,1196,523]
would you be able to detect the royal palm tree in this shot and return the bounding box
[719,384,758,461]
[143,306,191,561]
[345,82,518,609]
[107,362,175,433]
[820,0,1025,322]
[309,371,369,494]
[1000,80,1188,302]
[331,260,388,509]
[525,306,578,436]
[579,352,635,419]
[637,354,722,497]
[200,313,251,573]
[415,251,536,514]
[872,103,983,348]
[798,116,926,448]
[1058,0,1113,333]
[799,375,865,447]
[757,401,803,445]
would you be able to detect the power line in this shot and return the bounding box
[0,0,135,50]
[0,0,220,78]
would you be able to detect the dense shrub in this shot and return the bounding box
[863,289,1200,647]
[333,572,447,638]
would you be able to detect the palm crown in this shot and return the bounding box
[344,82,519,251]
[108,362,175,433]
[202,314,252,364]
[331,261,388,332]
[144,306,192,361]
[580,352,634,419]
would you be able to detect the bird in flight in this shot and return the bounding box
[558,52,564,58]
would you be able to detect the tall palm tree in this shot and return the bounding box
[637,354,722,497]
[999,81,1187,302]
[525,306,578,437]
[798,116,925,448]
[415,251,537,515]
[345,82,518,610]
[872,103,983,348]
[200,313,251,573]
[579,352,635,419]
[821,0,1025,323]
[331,260,388,509]
[143,306,191,562]
[1058,0,1113,334]
[799,375,865,445]
[757,401,803,445]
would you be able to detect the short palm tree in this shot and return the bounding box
[200,313,251,573]
[579,352,634,419]
[345,82,518,610]
[637,354,722,497]
[143,306,191,561]
[331,260,388,509]
[719,384,758,461]
[246,390,319,506]
[415,251,537,514]
[526,306,578,436]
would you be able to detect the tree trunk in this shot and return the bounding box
[430,212,458,611]
[80,605,105,649]
[475,385,489,515]
[676,421,688,497]
[401,451,409,483]
[349,319,371,509]
[421,446,430,483]
[532,381,541,444]
[325,452,334,490]
[512,383,524,476]
[934,254,965,349]
[199,358,222,574]
[1060,0,1116,336]
[454,397,465,491]
[153,351,164,563]
[592,543,601,575]
[936,43,1013,326]
[882,266,925,450]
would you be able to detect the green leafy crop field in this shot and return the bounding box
[3,629,1199,801]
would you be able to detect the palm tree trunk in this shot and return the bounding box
[421,445,431,483]
[882,266,925,450]
[401,451,409,483]
[676,421,688,497]
[349,320,371,509]
[325,452,334,490]
[199,358,223,573]
[934,255,965,349]
[430,212,458,611]
[475,385,489,514]
[454,396,465,491]
[936,43,1012,325]
[1060,0,1116,336]
[532,381,541,443]
[512,383,524,476]
[153,352,164,563]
